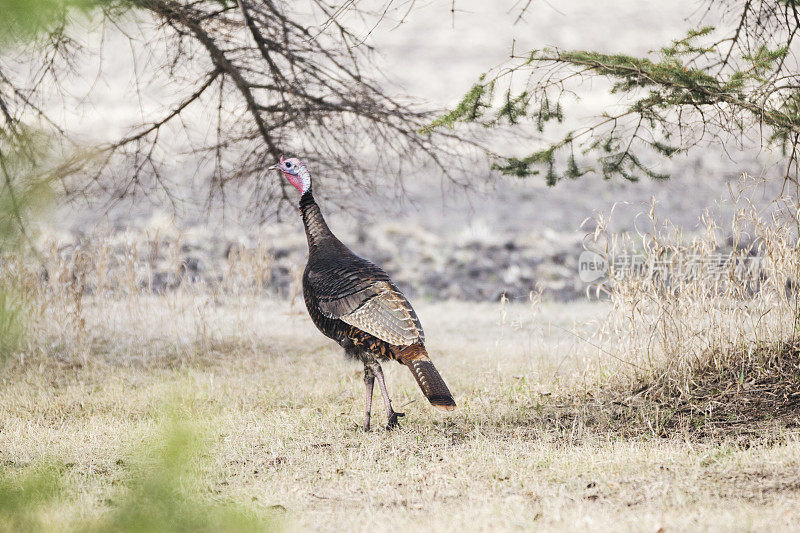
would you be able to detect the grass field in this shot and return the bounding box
[0,184,798,531]
[2,288,800,532]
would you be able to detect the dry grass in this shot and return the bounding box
[2,292,800,531]
[3,179,800,530]
[580,178,800,435]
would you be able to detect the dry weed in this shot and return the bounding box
[583,175,800,433]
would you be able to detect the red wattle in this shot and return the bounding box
[283,171,303,192]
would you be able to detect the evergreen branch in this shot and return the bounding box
[427,18,800,184]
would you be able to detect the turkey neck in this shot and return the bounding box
[299,190,337,251]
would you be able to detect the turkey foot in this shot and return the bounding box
[374,363,404,430]
[386,410,405,430]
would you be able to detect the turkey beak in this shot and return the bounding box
[267,163,280,171]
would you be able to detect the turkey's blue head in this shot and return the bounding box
[269,155,311,195]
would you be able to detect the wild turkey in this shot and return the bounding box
[269,155,456,430]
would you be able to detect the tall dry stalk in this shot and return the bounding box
[587,175,799,398]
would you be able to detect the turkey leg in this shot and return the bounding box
[363,364,375,432]
[374,363,405,429]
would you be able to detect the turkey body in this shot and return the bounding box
[299,190,456,430]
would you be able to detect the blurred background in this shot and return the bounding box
[5,0,790,302]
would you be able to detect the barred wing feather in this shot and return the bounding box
[310,267,424,346]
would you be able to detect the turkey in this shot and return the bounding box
[269,155,456,431]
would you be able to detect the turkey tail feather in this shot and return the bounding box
[396,345,456,411]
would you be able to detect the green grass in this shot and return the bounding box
[0,408,279,533]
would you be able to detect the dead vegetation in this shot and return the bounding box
[630,340,800,436]
[571,177,800,438]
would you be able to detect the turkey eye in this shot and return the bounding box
[285,162,292,168]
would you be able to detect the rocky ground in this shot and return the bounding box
[47,216,586,303]
[50,147,787,304]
